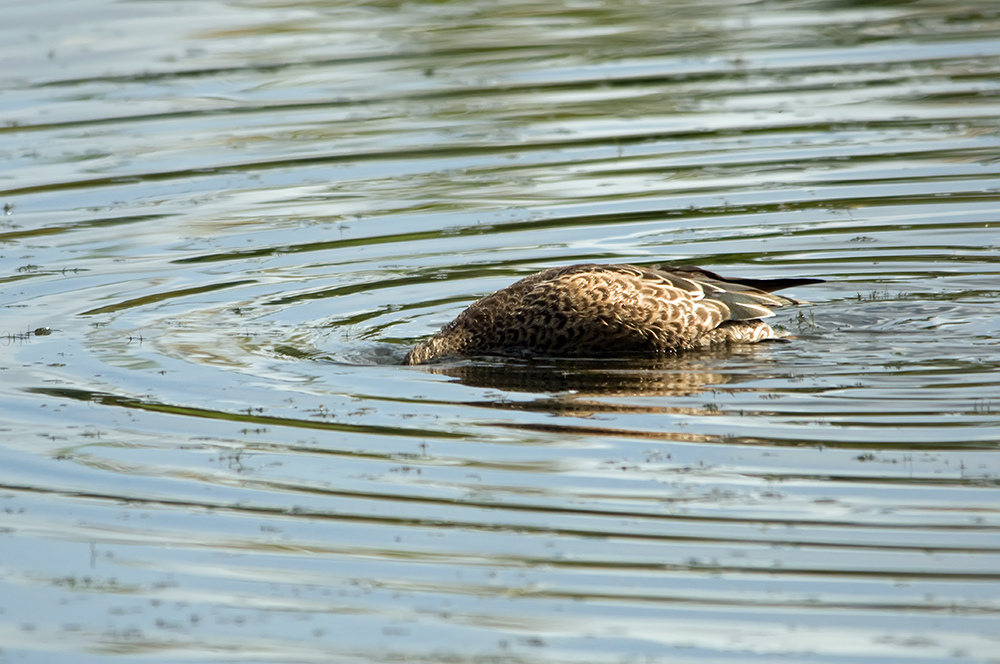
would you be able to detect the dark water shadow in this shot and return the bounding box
[405,344,777,396]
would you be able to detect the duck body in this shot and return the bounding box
[403,263,822,365]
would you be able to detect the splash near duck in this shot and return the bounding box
[403,263,822,365]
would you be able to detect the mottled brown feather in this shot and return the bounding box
[403,263,822,364]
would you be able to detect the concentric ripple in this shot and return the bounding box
[1,0,999,662]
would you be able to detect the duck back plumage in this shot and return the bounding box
[403,263,821,365]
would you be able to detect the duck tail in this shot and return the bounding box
[663,265,824,293]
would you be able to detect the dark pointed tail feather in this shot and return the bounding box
[725,277,826,294]
[723,275,825,292]
[664,265,825,293]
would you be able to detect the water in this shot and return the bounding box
[2,0,999,662]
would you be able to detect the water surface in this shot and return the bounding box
[2,1,999,662]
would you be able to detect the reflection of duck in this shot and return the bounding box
[403,263,823,365]
[417,352,739,398]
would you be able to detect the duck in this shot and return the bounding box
[403,263,822,365]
